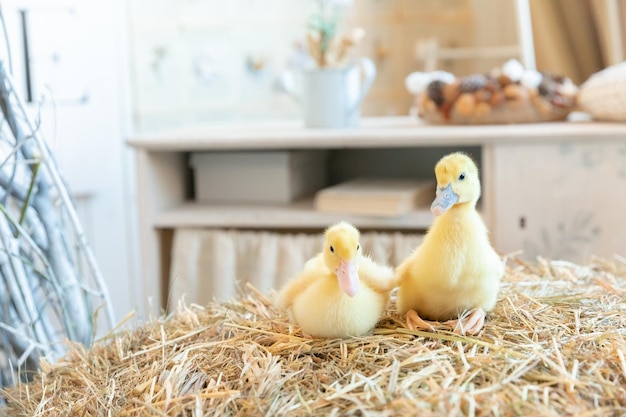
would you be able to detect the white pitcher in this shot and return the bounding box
[279,57,376,128]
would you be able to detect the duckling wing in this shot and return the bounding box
[395,241,458,317]
[394,244,423,287]
[359,256,395,293]
[276,253,325,310]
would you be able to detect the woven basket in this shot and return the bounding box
[578,61,626,122]
[417,90,571,125]
[410,68,578,125]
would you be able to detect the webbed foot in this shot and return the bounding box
[405,308,486,335]
[449,308,485,335]
[405,309,436,331]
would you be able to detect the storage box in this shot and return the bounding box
[315,178,435,217]
[190,150,327,203]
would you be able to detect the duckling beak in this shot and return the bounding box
[336,259,360,297]
[431,184,458,216]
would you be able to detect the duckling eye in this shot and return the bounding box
[458,173,466,181]
[329,245,334,253]
[357,244,360,251]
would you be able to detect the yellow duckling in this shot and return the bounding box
[395,152,504,335]
[276,221,395,338]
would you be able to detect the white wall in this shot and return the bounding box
[127,0,486,133]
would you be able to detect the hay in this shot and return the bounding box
[1,256,625,416]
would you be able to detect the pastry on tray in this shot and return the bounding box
[405,60,579,125]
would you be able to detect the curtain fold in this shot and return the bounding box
[168,229,423,310]
[530,0,624,84]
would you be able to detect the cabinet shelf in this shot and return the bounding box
[127,116,626,152]
[153,200,434,230]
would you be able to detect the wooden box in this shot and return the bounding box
[189,150,327,203]
[315,178,435,217]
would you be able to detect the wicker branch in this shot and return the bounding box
[0,62,114,392]
[3,68,114,329]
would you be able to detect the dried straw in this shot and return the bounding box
[1,256,625,416]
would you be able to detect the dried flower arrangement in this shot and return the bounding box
[306,0,365,68]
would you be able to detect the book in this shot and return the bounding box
[314,178,435,217]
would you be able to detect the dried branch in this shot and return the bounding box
[2,67,114,329]
[0,62,114,393]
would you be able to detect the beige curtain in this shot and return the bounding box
[167,229,423,310]
[530,0,625,84]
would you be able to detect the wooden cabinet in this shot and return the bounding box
[128,116,626,315]
[489,141,626,260]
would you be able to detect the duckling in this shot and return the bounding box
[276,221,395,338]
[395,152,504,335]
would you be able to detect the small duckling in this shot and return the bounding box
[395,152,504,335]
[276,221,395,338]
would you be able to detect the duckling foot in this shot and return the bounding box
[450,308,485,336]
[405,308,485,335]
[405,309,436,331]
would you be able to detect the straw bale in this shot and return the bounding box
[1,256,625,416]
